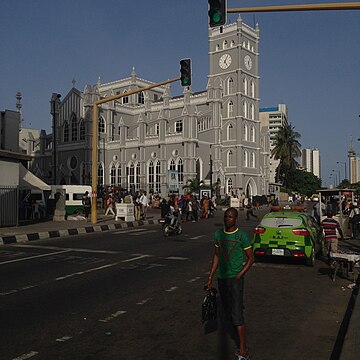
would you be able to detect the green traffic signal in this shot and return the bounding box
[180,59,191,87]
[208,0,226,27]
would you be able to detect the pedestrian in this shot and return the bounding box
[105,195,115,216]
[245,201,257,220]
[349,202,360,239]
[140,191,149,220]
[82,191,91,222]
[205,207,254,360]
[203,196,210,219]
[321,211,343,267]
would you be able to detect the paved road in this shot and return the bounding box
[0,207,356,360]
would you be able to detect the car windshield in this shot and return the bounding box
[261,217,303,228]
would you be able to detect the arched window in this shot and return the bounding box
[71,114,77,141]
[227,150,233,167]
[155,160,161,193]
[122,90,129,104]
[79,119,85,140]
[98,163,104,185]
[243,123,248,141]
[244,151,249,167]
[227,123,233,140]
[117,163,121,185]
[228,100,234,118]
[169,159,176,171]
[250,125,255,142]
[243,77,248,95]
[250,103,255,120]
[136,163,140,191]
[110,163,116,185]
[228,78,234,94]
[98,116,105,134]
[148,160,154,193]
[138,91,144,104]
[227,178,233,195]
[251,152,256,168]
[251,81,255,98]
[216,44,220,51]
[243,102,248,118]
[128,162,135,193]
[230,40,235,47]
[223,40,228,49]
[63,121,69,142]
[177,158,184,185]
[155,123,159,135]
[175,119,183,133]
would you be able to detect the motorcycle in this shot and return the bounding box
[159,213,182,237]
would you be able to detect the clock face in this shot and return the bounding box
[244,55,252,70]
[219,53,232,69]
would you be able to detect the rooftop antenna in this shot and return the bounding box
[16,91,23,129]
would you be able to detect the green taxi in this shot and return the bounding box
[252,206,323,266]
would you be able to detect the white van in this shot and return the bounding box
[51,185,92,216]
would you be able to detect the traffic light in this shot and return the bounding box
[180,59,191,87]
[208,0,227,27]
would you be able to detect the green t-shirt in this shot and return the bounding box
[213,228,252,279]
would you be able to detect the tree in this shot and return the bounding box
[182,178,204,194]
[285,169,321,197]
[271,123,301,186]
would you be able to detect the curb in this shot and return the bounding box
[0,219,159,246]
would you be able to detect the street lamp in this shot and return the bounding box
[50,93,61,185]
[209,144,213,195]
[336,161,347,181]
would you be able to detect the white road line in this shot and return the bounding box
[55,262,119,281]
[136,298,152,305]
[165,286,178,292]
[131,230,157,236]
[12,351,39,360]
[113,228,148,234]
[11,244,120,254]
[164,256,190,261]
[0,250,70,265]
[98,310,127,323]
[189,235,205,239]
[187,277,201,283]
[56,335,72,342]
[121,254,152,263]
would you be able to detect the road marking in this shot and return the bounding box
[136,298,152,305]
[189,235,205,240]
[121,254,152,263]
[56,335,72,342]
[113,228,148,234]
[12,351,39,360]
[131,230,157,236]
[165,256,190,261]
[11,244,120,254]
[187,276,201,283]
[55,262,119,281]
[165,286,178,292]
[98,310,127,323]
[0,250,70,265]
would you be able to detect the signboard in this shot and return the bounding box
[168,170,179,191]
[200,189,211,199]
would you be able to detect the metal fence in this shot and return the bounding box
[0,186,18,227]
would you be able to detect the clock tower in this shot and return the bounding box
[207,15,261,196]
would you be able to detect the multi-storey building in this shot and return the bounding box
[259,104,288,183]
[301,148,321,178]
[32,17,268,197]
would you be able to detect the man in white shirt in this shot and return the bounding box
[140,191,150,220]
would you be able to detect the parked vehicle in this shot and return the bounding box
[159,214,182,237]
[50,185,92,216]
[252,206,323,266]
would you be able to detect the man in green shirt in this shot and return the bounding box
[205,207,254,360]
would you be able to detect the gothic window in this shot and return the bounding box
[177,158,184,184]
[155,160,161,193]
[148,160,154,193]
[110,163,116,185]
[138,91,144,104]
[251,81,255,98]
[244,151,249,167]
[250,125,255,142]
[128,162,135,193]
[228,78,234,94]
[227,178,233,195]
[175,119,183,133]
[98,163,104,185]
[98,116,105,134]
[169,159,176,171]
[117,163,121,185]
[223,40,228,49]
[63,121,69,142]
[243,77,248,95]
[71,114,77,141]
[227,150,233,167]
[110,115,115,141]
[250,103,255,120]
[243,102,248,118]
[243,123,249,141]
[227,123,233,140]
[122,90,129,104]
[251,152,256,168]
[136,163,140,190]
[79,119,85,140]
[216,44,220,51]
[230,40,235,47]
[155,123,159,135]
[228,101,234,118]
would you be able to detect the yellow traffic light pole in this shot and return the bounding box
[91,76,181,224]
[228,2,360,13]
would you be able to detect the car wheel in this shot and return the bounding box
[306,248,315,267]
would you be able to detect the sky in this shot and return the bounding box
[1,0,359,187]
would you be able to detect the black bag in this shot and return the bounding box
[202,287,217,323]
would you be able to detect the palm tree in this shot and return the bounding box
[271,123,301,185]
[182,178,204,194]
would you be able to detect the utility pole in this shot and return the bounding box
[91,77,180,224]
[50,93,61,185]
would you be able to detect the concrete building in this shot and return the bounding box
[259,104,288,183]
[301,148,321,178]
[32,17,269,198]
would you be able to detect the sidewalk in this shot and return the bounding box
[0,206,161,245]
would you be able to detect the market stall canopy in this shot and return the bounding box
[19,164,51,191]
